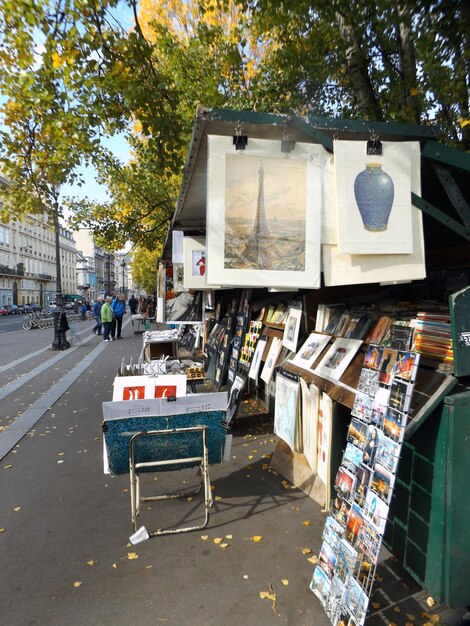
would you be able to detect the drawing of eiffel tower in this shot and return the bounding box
[242,163,281,269]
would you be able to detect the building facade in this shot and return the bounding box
[73,228,116,300]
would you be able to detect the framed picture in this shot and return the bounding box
[206,135,322,289]
[183,236,207,289]
[282,307,303,352]
[314,338,363,381]
[290,332,330,371]
[274,372,299,452]
[112,375,154,402]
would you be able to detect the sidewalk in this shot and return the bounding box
[0,327,466,625]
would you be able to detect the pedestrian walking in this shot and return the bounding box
[128,294,138,315]
[101,296,113,342]
[81,301,87,320]
[91,297,103,335]
[112,294,126,339]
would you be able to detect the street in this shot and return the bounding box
[0,320,461,626]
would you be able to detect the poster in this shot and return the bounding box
[274,372,299,452]
[183,236,208,289]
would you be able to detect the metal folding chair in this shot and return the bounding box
[129,426,212,536]
[67,323,84,346]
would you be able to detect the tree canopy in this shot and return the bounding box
[0,0,468,289]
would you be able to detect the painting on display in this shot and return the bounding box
[183,236,207,289]
[274,372,299,452]
[314,338,363,381]
[290,332,331,371]
[206,135,323,289]
[334,140,416,255]
[282,307,303,352]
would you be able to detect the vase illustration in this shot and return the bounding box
[354,163,394,232]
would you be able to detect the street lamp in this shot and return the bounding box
[121,259,126,295]
[51,191,70,351]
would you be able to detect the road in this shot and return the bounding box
[0,313,28,334]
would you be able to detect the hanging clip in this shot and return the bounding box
[367,131,382,155]
[233,123,247,151]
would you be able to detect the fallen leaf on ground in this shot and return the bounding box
[146,565,153,569]
[112,563,118,568]
[243,575,249,580]
[213,537,223,544]
[0,528,5,533]
[302,548,312,555]
[406,614,416,621]
[248,455,254,460]
[426,597,436,607]
[372,602,381,609]
[281,579,289,586]
[225,534,232,539]
[127,552,138,560]
[187,497,193,502]
[251,536,263,542]
[73,581,82,588]
[375,574,383,582]
[4,465,12,469]
[259,591,276,601]
[303,520,312,526]
[393,606,401,613]
[307,556,318,564]
[219,543,229,549]
[13,507,21,512]
[87,560,96,566]
[200,535,208,541]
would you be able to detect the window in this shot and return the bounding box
[0,225,10,246]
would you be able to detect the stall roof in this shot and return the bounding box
[164,106,469,259]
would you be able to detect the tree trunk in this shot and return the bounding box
[395,1,421,124]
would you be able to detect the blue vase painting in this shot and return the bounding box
[354,163,394,232]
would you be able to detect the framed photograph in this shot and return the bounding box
[226,374,246,425]
[112,375,154,402]
[206,135,322,289]
[152,374,187,399]
[165,289,203,324]
[290,332,330,371]
[274,372,299,452]
[314,338,363,381]
[183,236,207,289]
[282,307,303,352]
[260,336,283,384]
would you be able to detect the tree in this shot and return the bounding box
[130,246,161,294]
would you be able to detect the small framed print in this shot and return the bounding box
[112,375,154,401]
[290,332,330,371]
[314,338,363,381]
[282,307,303,352]
[183,236,207,289]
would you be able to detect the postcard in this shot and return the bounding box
[323,514,345,547]
[314,338,363,381]
[332,496,352,527]
[345,577,369,625]
[383,408,406,442]
[290,332,330,371]
[364,490,389,533]
[325,576,346,623]
[351,393,373,423]
[319,540,338,579]
[343,442,364,473]
[346,503,364,547]
[363,344,383,370]
[370,463,396,503]
[390,324,414,351]
[357,520,382,563]
[393,350,419,381]
[375,436,400,474]
[378,347,398,385]
[353,464,372,508]
[347,418,368,451]
[337,609,352,626]
[370,386,390,427]
[335,466,356,501]
[362,425,382,467]
[389,379,412,413]
[310,565,332,605]
[334,538,358,584]
[357,368,380,397]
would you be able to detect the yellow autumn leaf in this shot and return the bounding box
[248,455,254,460]
[4,465,12,469]
[307,556,318,564]
[87,560,95,566]
[303,520,312,526]
[0,528,5,533]
[302,548,312,555]
[51,51,63,69]
[213,537,223,544]
[251,535,263,542]
[259,591,276,602]
[426,597,436,607]
[225,535,232,539]
[146,565,153,569]
[112,563,118,568]
[394,606,401,613]
[406,614,416,621]
[372,602,381,609]
[219,543,229,549]
[187,497,193,502]
[127,552,138,560]
[409,86,419,96]
[430,616,441,623]
[458,117,470,128]
[214,496,222,501]
[200,535,208,541]
[73,581,82,588]
[13,507,21,512]
[281,579,289,586]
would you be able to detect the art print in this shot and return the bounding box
[334,538,358,583]
[317,393,333,487]
[357,368,380,397]
[207,136,322,289]
[248,335,268,382]
[362,425,381,467]
[370,386,391,427]
[283,307,303,352]
[378,348,397,385]
[343,442,364,473]
[274,373,299,452]
[335,466,355,501]
[323,515,345,547]
[370,463,395,504]
[112,375,154,402]
[165,289,203,324]
[300,379,319,472]
[152,374,187,400]
[363,345,383,370]
[319,540,338,579]
[389,379,412,413]
[375,436,400,474]
[353,464,372,508]
[351,393,373,422]
[332,496,351,527]
[346,503,364,547]
[346,418,368,451]
[291,332,330,371]
[383,408,406,442]
[314,338,363,381]
[364,490,389,533]
[345,577,369,625]
[334,140,414,256]
[260,336,283,384]
[393,351,419,381]
[226,374,245,424]
[310,565,332,604]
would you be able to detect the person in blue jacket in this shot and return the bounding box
[111,294,126,339]
[91,297,103,335]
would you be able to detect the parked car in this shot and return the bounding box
[27,303,42,312]
[16,304,27,314]
[4,304,20,315]
[0,306,9,316]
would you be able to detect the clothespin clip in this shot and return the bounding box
[367,131,382,155]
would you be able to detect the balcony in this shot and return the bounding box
[39,274,54,280]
